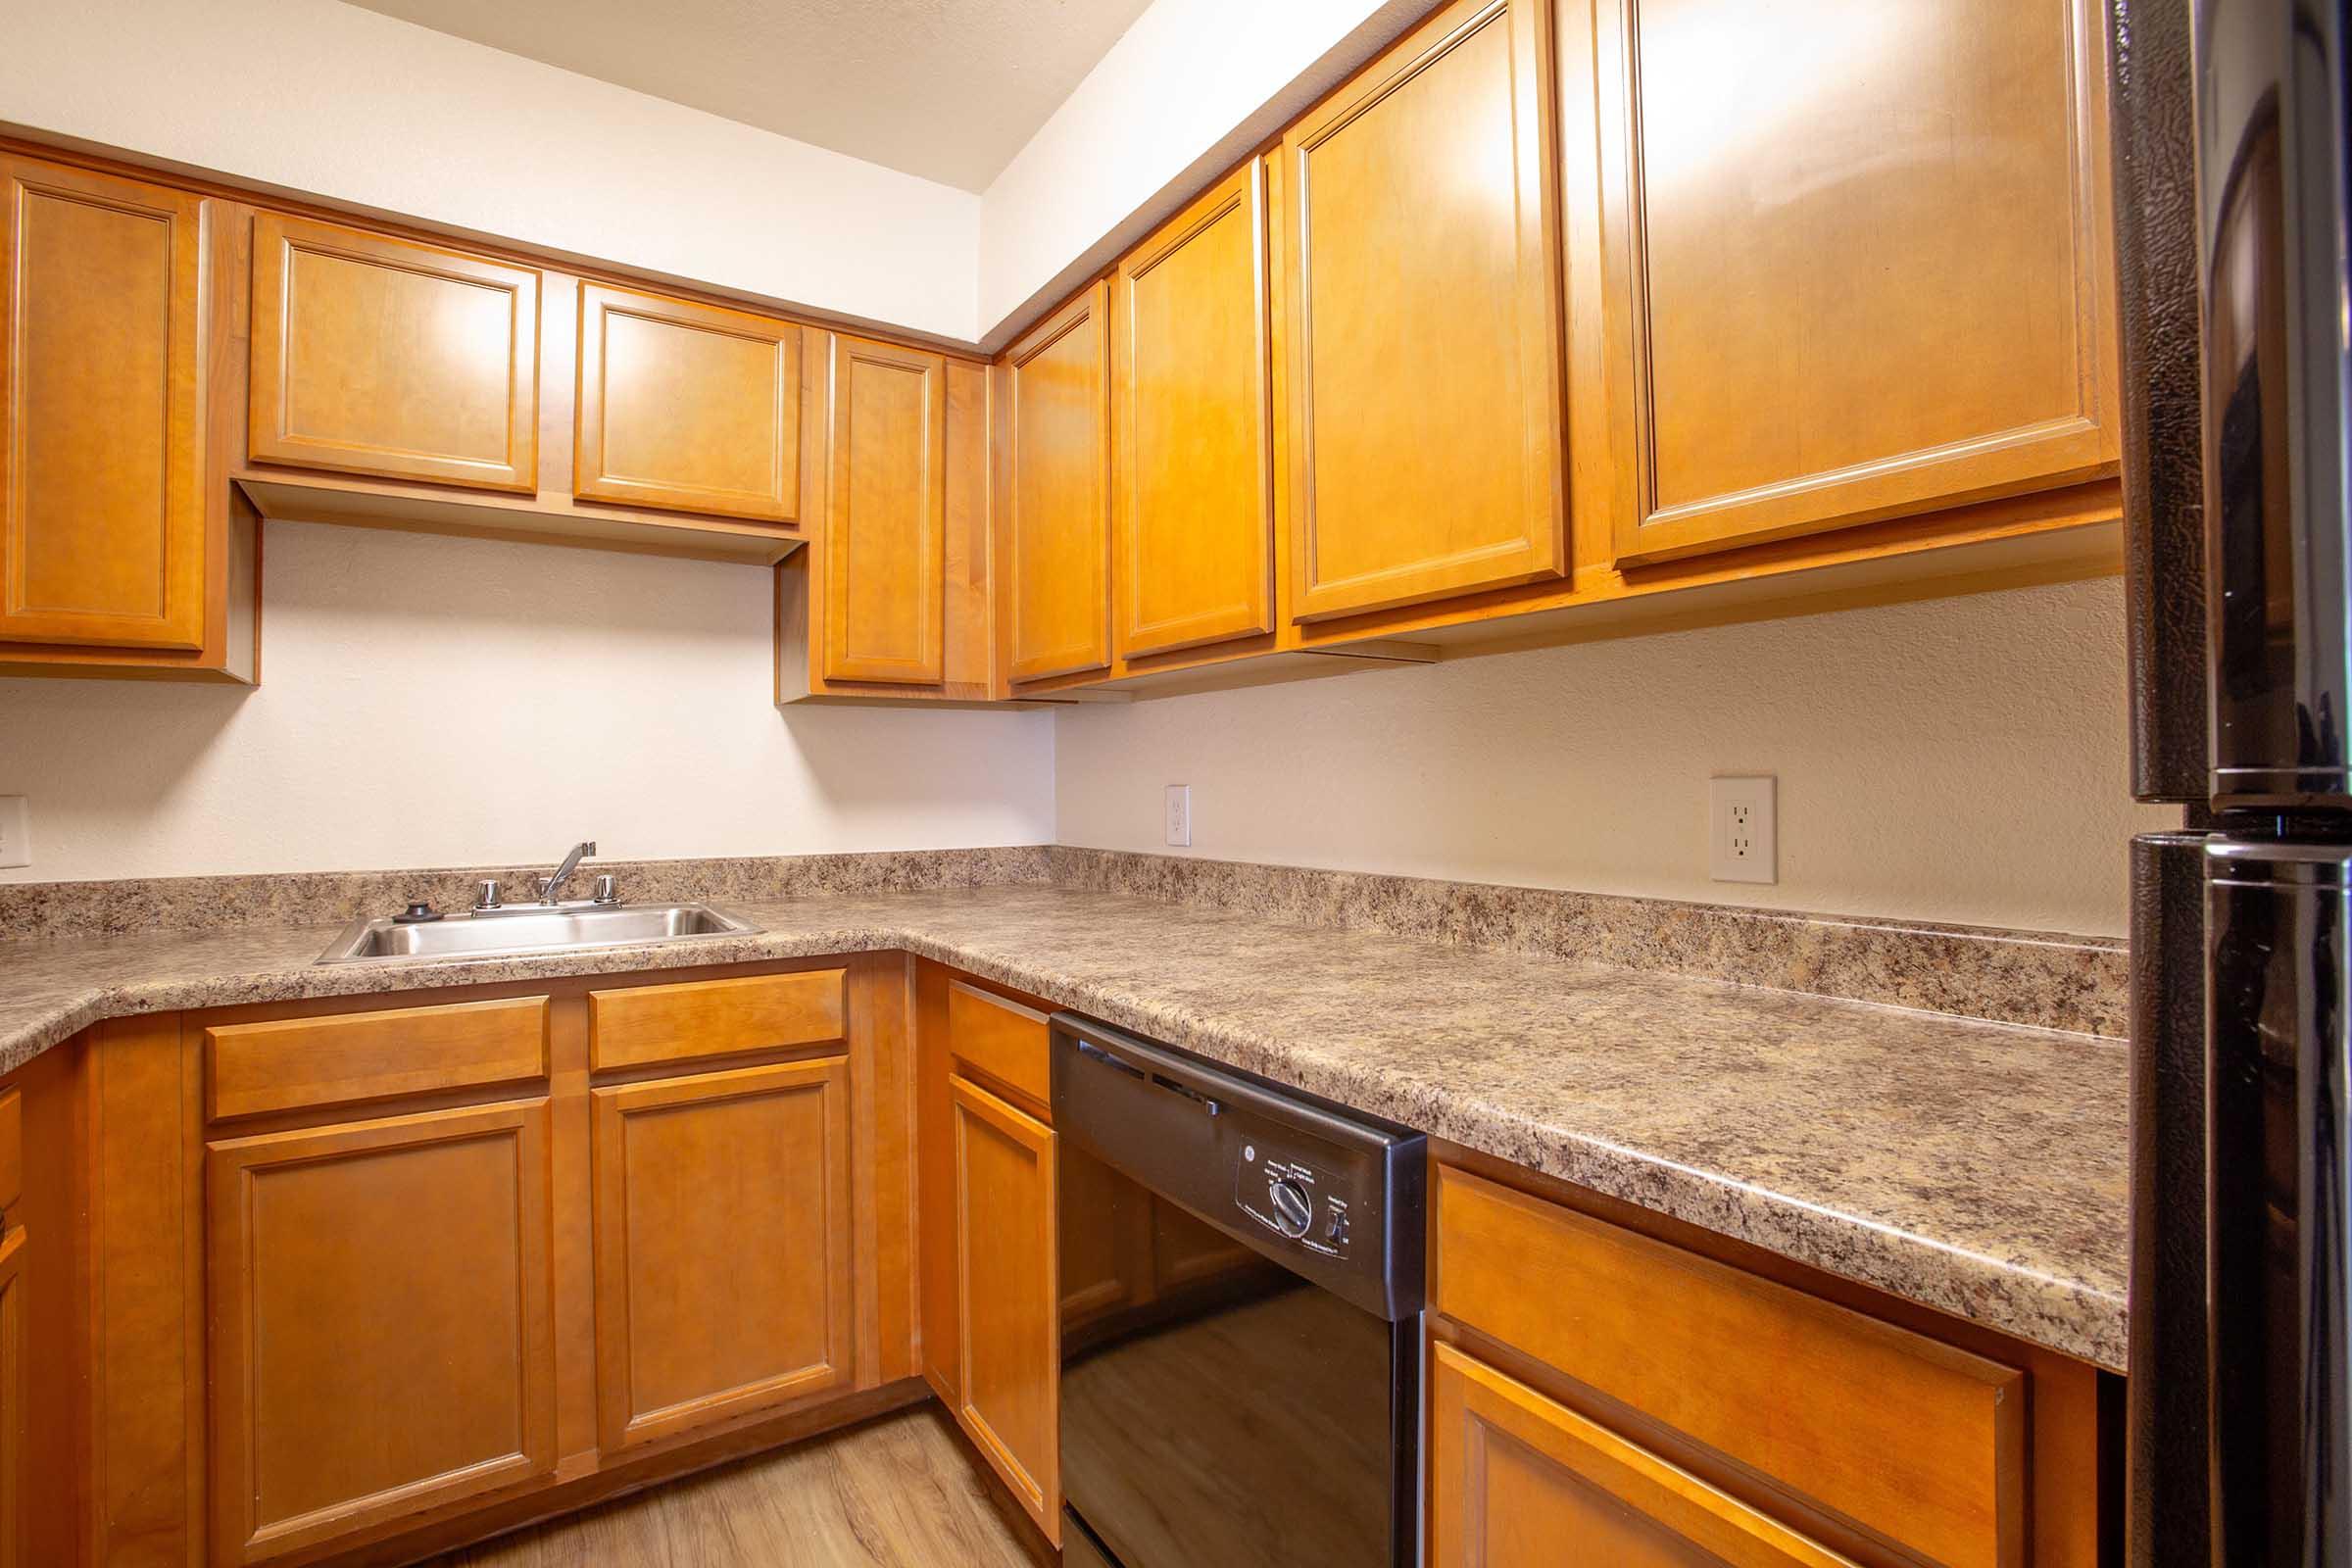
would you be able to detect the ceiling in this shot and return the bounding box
[345,0,1158,193]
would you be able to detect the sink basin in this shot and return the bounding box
[316,902,762,964]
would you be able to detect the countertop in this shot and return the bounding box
[0,884,2129,1370]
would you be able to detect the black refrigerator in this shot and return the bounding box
[2114,0,2352,1561]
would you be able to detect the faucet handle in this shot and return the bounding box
[473,879,503,911]
[592,874,619,905]
[537,876,559,905]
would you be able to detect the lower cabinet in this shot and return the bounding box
[1430,1343,1845,1566]
[590,1056,855,1451]
[205,1101,560,1565]
[948,1073,1060,1534]
[0,1222,22,1568]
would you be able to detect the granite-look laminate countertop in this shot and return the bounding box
[0,884,2129,1369]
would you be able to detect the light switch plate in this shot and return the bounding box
[1164,784,1193,848]
[1709,776,1774,884]
[0,797,28,869]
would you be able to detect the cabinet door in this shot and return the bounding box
[0,156,206,649]
[996,281,1111,684]
[591,1057,854,1452]
[1113,161,1275,659]
[249,214,540,492]
[950,1073,1060,1540]
[1281,0,1566,621]
[822,334,948,684]
[0,1225,21,1568]
[1429,1343,1852,1567]
[575,282,802,522]
[1601,0,2119,564]
[207,1101,558,1565]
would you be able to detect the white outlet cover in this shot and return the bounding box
[1708,776,1775,884]
[0,796,27,869]
[1164,784,1193,848]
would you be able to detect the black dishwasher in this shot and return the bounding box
[1050,1013,1426,1568]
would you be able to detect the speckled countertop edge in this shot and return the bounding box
[0,886,2129,1371]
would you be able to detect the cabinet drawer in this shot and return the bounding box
[206,997,550,1121]
[1433,1164,2024,1568]
[588,969,847,1072]
[946,980,1050,1105]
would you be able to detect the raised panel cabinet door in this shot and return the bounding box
[0,1226,21,1568]
[950,1073,1060,1541]
[575,282,803,522]
[206,1101,559,1566]
[996,281,1111,684]
[1282,0,1567,622]
[823,334,948,684]
[1113,160,1276,659]
[1602,0,2121,564]
[248,214,540,492]
[1429,1344,1856,1568]
[0,157,206,649]
[591,1056,854,1453]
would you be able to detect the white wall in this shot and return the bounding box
[0,0,981,338]
[0,522,1054,883]
[978,0,1430,335]
[1054,578,2173,937]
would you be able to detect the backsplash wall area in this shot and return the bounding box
[1053,576,2173,939]
[0,520,1055,883]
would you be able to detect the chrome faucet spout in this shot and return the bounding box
[537,840,597,906]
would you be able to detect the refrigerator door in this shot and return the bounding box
[2206,839,2352,1564]
[2131,832,2215,1567]
[2196,0,2352,810]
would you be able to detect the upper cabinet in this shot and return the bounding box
[0,157,208,651]
[995,281,1112,686]
[1597,0,2120,564]
[1281,0,1568,622]
[575,283,803,523]
[249,216,540,493]
[1112,161,1277,660]
[819,334,948,685]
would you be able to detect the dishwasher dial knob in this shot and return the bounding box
[1267,1177,1314,1239]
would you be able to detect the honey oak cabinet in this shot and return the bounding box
[1112,159,1278,660]
[1595,0,2120,564]
[995,280,1112,688]
[0,155,255,681]
[590,1056,856,1453]
[0,1088,23,1568]
[948,1072,1060,1541]
[574,282,803,523]
[205,1100,561,1565]
[248,214,541,493]
[1279,0,1568,622]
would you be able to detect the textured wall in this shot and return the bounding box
[0,522,1054,883]
[1054,578,2175,937]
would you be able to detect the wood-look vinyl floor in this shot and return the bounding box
[419,1406,1042,1568]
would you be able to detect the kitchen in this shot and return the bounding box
[0,0,2312,1563]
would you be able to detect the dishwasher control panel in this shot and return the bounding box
[1238,1142,1354,1258]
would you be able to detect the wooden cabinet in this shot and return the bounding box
[574,282,803,522]
[0,156,209,650]
[948,1072,1060,1540]
[820,334,948,683]
[1112,161,1277,659]
[590,1056,855,1452]
[0,1088,22,1568]
[206,1100,560,1564]
[1596,0,2119,564]
[995,280,1111,686]
[249,215,540,492]
[1279,0,1567,622]
[1431,1342,1847,1567]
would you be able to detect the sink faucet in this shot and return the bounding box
[536,840,597,906]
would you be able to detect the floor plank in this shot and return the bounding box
[419,1406,1040,1568]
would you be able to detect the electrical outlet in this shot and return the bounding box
[1708,776,1775,884]
[1164,784,1193,848]
[0,797,28,869]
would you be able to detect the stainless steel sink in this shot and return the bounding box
[316,902,762,964]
